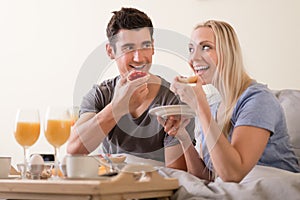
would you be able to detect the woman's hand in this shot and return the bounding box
[157,115,190,141]
[170,76,208,112]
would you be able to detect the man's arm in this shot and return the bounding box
[67,103,123,154]
[67,74,150,154]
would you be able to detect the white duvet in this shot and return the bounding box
[121,153,300,199]
[158,165,300,200]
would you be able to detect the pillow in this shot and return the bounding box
[273,89,300,164]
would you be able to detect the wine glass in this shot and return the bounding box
[14,109,40,179]
[69,106,80,126]
[44,106,72,179]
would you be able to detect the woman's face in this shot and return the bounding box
[188,27,218,84]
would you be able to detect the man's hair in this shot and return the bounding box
[106,7,154,45]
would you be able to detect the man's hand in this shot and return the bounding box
[111,71,150,116]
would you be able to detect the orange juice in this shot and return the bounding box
[45,119,71,148]
[14,122,40,147]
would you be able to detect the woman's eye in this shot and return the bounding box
[202,45,211,51]
[188,47,194,53]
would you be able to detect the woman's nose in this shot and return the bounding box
[190,48,204,61]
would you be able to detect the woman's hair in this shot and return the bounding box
[106,7,154,49]
[194,20,252,135]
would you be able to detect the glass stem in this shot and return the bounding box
[54,147,60,177]
[22,147,29,179]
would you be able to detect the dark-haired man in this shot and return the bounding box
[67,7,194,170]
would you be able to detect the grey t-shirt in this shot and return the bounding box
[80,75,195,162]
[199,82,300,172]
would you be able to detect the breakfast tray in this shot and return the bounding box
[0,165,179,200]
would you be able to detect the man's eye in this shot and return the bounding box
[122,46,134,52]
[142,43,152,49]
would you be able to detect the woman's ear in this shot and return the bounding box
[106,43,115,59]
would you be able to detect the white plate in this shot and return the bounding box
[149,105,196,119]
[66,176,110,180]
[99,155,127,164]
[0,175,20,179]
[120,163,157,173]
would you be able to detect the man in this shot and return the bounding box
[67,7,194,170]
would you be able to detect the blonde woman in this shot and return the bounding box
[161,20,299,182]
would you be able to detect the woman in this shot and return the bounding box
[161,20,300,182]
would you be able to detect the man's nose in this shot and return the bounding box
[133,49,144,62]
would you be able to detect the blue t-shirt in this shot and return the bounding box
[198,82,300,172]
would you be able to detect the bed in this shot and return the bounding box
[157,89,300,200]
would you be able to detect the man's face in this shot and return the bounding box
[107,28,154,77]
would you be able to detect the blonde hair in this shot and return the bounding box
[194,20,252,136]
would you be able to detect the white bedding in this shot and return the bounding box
[158,166,300,200]
[154,89,300,200]
[121,154,300,199]
[117,89,300,200]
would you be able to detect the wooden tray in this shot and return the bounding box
[0,164,179,200]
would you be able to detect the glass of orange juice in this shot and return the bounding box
[14,109,40,179]
[69,106,79,126]
[44,106,72,179]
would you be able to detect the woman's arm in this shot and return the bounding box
[177,129,213,180]
[160,116,213,180]
[170,78,270,182]
[164,143,187,171]
[202,120,270,182]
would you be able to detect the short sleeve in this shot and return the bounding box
[232,89,283,134]
[80,77,118,116]
[80,85,100,115]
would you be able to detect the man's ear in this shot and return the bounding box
[106,43,115,59]
[151,39,155,56]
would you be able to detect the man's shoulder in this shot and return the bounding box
[153,77,181,105]
[98,76,120,89]
[157,76,172,92]
[84,76,119,100]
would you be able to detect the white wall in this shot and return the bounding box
[1,0,299,166]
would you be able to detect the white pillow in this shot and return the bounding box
[273,89,300,163]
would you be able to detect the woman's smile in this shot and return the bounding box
[194,65,210,76]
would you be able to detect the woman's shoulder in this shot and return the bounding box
[239,81,276,103]
[244,81,270,94]
[235,81,282,115]
[232,81,285,134]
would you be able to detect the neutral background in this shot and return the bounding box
[1,0,299,166]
